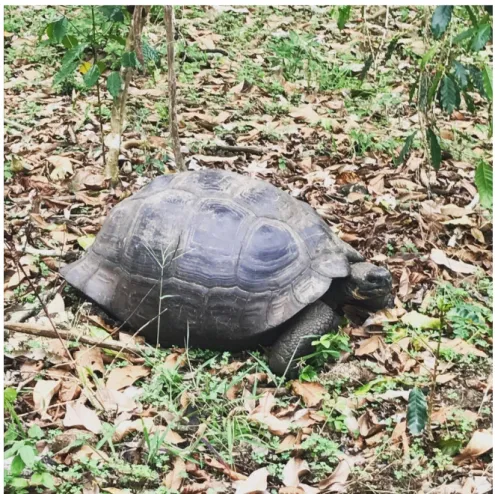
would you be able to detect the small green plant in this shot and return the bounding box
[300,331,351,371]
[268,31,324,89]
[4,419,55,491]
[397,5,493,197]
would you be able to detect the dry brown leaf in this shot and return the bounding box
[72,444,109,463]
[226,383,243,401]
[46,293,66,317]
[282,458,310,487]
[471,228,485,243]
[58,381,82,403]
[454,430,493,464]
[354,335,384,356]
[319,455,356,491]
[64,403,102,434]
[112,417,185,444]
[163,352,184,369]
[249,412,291,436]
[164,457,187,490]
[47,155,73,180]
[436,373,457,384]
[276,434,297,453]
[74,347,105,374]
[204,455,247,481]
[105,365,150,390]
[233,467,269,494]
[440,204,472,217]
[291,381,327,407]
[95,388,137,413]
[182,481,227,494]
[33,379,61,415]
[440,338,487,358]
[279,488,305,494]
[430,249,477,275]
[20,360,43,381]
[390,421,407,443]
[289,105,320,124]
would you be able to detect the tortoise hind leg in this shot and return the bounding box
[268,300,339,377]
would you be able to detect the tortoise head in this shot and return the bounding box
[328,262,393,312]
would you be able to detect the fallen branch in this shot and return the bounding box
[214,144,265,156]
[14,245,76,260]
[4,118,31,131]
[5,322,147,356]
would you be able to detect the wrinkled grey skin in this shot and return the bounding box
[61,169,393,376]
[269,262,392,376]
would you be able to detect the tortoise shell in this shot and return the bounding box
[61,169,363,349]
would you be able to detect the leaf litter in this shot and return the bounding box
[3,5,492,494]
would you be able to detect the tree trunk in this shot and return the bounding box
[105,7,146,184]
[164,6,186,172]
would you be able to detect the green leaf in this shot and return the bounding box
[28,424,44,440]
[427,127,442,171]
[54,61,79,85]
[61,43,87,66]
[107,71,122,98]
[77,235,96,250]
[142,42,161,65]
[482,65,493,101]
[89,325,110,340]
[61,34,79,49]
[18,445,36,468]
[440,75,460,114]
[467,65,486,96]
[401,310,441,330]
[475,161,493,209]
[464,6,478,27]
[4,387,17,406]
[470,24,492,52]
[10,454,25,476]
[5,441,23,459]
[99,6,125,22]
[31,472,44,485]
[453,27,477,45]
[109,33,127,46]
[420,46,436,70]
[384,36,400,63]
[83,65,101,88]
[122,51,139,68]
[438,437,463,456]
[407,387,427,435]
[395,131,417,165]
[431,6,453,39]
[408,80,418,104]
[337,6,352,30]
[453,61,469,88]
[427,71,443,106]
[41,472,56,489]
[9,477,29,488]
[462,89,476,113]
[46,17,68,43]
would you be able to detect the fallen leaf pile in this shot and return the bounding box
[4,5,492,494]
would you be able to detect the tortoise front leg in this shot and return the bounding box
[268,300,340,377]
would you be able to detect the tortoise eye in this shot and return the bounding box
[366,269,392,286]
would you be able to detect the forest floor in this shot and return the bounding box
[3,6,493,494]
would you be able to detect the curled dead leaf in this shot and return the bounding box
[454,430,493,464]
[233,467,268,494]
[105,365,150,390]
[64,403,102,434]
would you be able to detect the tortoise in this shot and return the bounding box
[61,169,392,375]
